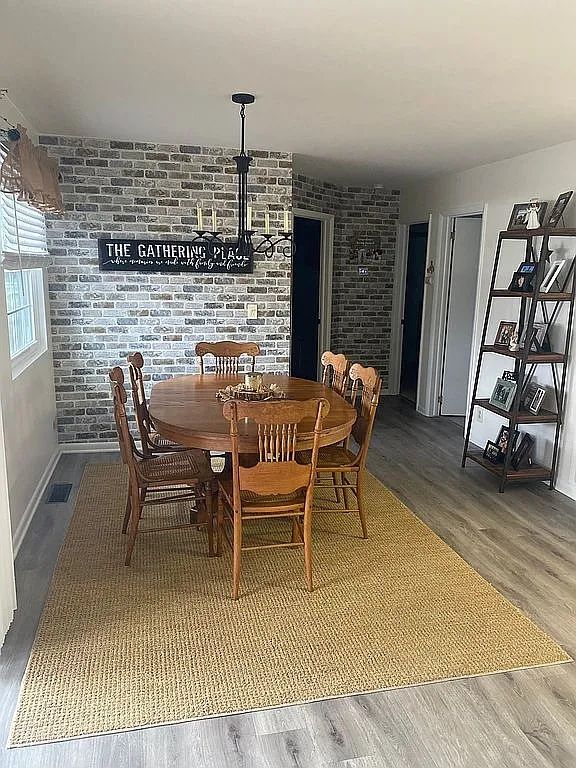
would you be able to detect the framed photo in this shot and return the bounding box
[495,425,519,458]
[483,441,501,465]
[502,369,517,381]
[511,433,535,470]
[520,322,551,353]
[540,260,567,293]
[517,261,538,276]
[489,378,517,411]
[520,382,538,411]
[494,320,517,347]
[508,271,535,292]
[547,191,573,227]
[528,386,546,415]
[507,201,548,231]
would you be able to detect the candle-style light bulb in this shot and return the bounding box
[247,205,252,230]
[264,208,270,235]
[211,207,217,232]
[196,204,204,231]
[283,208,290,232]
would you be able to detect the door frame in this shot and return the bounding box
[427,204,487,417]
[292,208,335,378]
[390,216,432,405]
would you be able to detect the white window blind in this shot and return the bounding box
[0,146,48,263]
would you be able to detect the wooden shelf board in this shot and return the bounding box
[465,450,551,481]
[499,228,576,239]
[491,290,572,301]
[473,399,559,423]
[481,345,565,363]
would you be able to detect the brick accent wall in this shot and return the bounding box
[40,135,292,443]
[293,174,400,389]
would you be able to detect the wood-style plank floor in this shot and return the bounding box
[2,397,576,767]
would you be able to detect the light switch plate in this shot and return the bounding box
[247,303,258,319]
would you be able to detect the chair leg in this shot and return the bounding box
[122,493,131,534]
[125,487,142,566]
[216,492,224,556]
[356,471,368,539]
[232,511,242,600]
[304,513,313,592]
[205,484,215,557]
[335,472,345,505]
[342,472,353,509]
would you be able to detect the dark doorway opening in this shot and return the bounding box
[291,216,321,380]
[400,222,428,405]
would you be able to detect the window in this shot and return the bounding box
[1,147,49,377]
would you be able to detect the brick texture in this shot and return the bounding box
[40,136,292,443]
[293,174,399,388]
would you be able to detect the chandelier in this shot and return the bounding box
[191,93,293,264]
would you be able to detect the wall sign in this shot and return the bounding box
[97,238,253,274]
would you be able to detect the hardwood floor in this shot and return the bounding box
[2,397,576,767]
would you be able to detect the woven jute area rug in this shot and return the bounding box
[9,463,570,746]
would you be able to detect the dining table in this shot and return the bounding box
[148,373,357,453]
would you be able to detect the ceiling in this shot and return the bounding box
[2,0,576,186]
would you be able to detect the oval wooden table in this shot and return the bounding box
[149,374,357,452]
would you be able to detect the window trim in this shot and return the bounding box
[6,268,48,380]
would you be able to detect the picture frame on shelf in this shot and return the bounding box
[507,201,548,231]
[495,425,519,459]
[528,386,547,415]
[540,259,567,293]
[547,191,573,228]
[511,433,535,470]
[520,322,551,353]
[520,382,538,411]
[494,321,517,347]
[508,271,535,292]
[502,369,517,381]
[517,262,538,276]
[483,441,501,465]
[489,378,517,411]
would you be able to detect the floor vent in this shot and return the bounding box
[46,483,73,504]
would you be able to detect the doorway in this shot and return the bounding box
[290,211,333,380]
[439,214,482,416]
[400,222,428,404]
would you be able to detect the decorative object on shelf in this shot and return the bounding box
[495,425,519,459]
[511,433,535,470]
[216,382,286,402]
[494,321,517,347]
[520,382,538,411]
[508,331,520,351]
[507,201,548,231]
[528,386,547,415]
[540,259,567,293]
[508,271,535,292]
[483,441,501,464]
[502,369,517,381]
[520,322,551,353]
[547,191,573,228]
[489,377,517,411]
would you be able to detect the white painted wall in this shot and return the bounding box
[401,138,576,500]
[0,97,58,562]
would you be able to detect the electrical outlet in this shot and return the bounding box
[246,303,258,319]
[477,408,484,423]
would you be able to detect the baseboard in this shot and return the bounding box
[59,441,118,454]
[12,447,60,557]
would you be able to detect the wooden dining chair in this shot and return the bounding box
[109,367,217,565]
[302,363,381,539]
[196,341,261,375]
[127,352,186,456]
[218,397,329,599]
[321,351,349,398]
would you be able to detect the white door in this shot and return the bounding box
[440,216,482,416]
